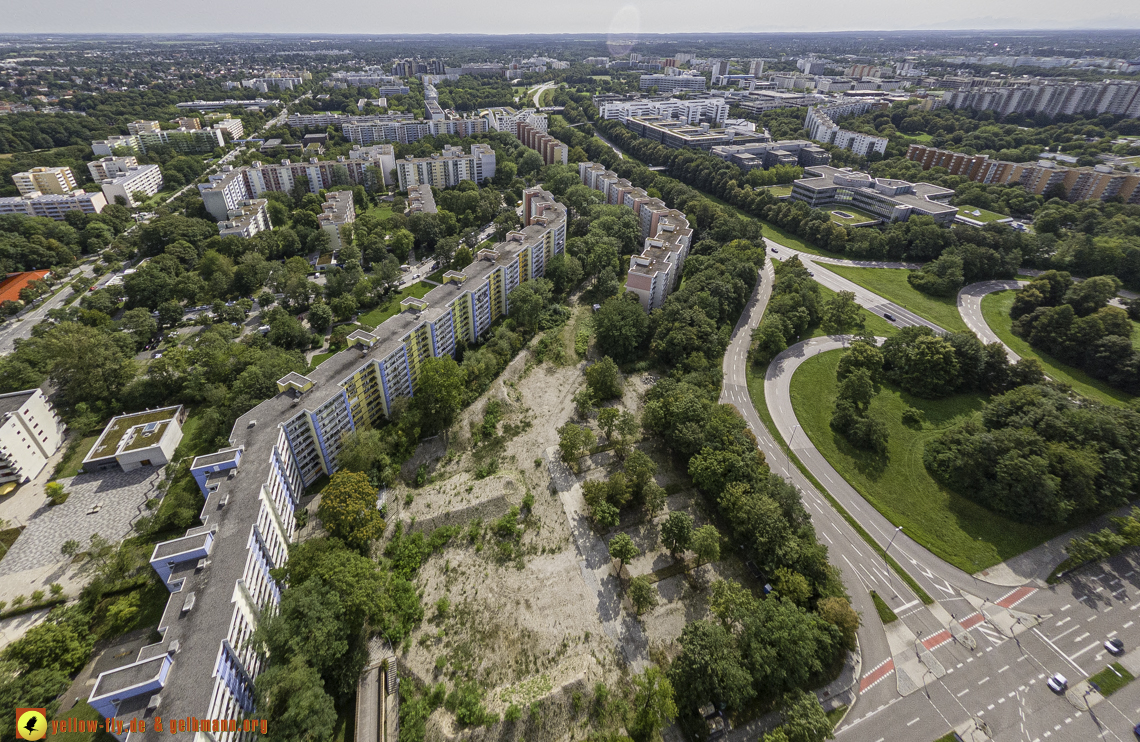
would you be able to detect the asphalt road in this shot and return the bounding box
[0,263,94,354]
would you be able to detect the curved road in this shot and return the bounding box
[957,280,1024,360]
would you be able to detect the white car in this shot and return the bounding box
[1046,673,1068,693]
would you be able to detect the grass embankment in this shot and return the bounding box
[870,591,898,624]
[52,434,99,479]
[744,361,932,603]
[1089,663,1135,696]
[818,264,970,334]
[789,349,1075,572]
[980,290,1135,408]
[810,283,899,341]
[358,281,433,327]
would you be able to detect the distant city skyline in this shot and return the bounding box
[6,1,1140,36]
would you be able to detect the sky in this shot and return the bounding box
[5,0,1140,35]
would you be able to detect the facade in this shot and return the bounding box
[906,144,1140,204]
[790,166,957,225]
[579,163,693,311]
[407,185,437,214]
[395,144,496,190]
[127,120,162,135]
[598,97,728,125]
[479,107,547,137]
[941,80,1140,119]
[319,191,355,251]
[0,190,106,220]
[624,116,763,151]
[85,191,566,737]
[88,156,139,182]
[93,127,225,156]
[13,166,77,196]
[711,140,831,170]
[639,74,707,94]
[805,103,888,157]
[339,116,487,146]
[100,164,164,208]
[516,122,568,166]
[212,118,245,139]
[83,406,186,473]
[0,388,66,485]
[218,200,271,239]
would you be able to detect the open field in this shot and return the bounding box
[358,281,433,326]
[980,290,1135,407]
[365,203,394,221]
[789,349,1075,572]
[820,264,970,333]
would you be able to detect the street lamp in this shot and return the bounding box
[784,424,800,473]
[885,525,903,554]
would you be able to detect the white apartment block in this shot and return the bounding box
[395,144,496,191]
[806,103,889,157]
[127,120,162,135]
[339,117,487,146]
[479,107,548,137]
[100,164,164,207]
[212,118,245,139]
[639,74,707,94]
[0,190,106,220]
[198,167,251,222]
[13,166,78,196]
[219,199,271,239]
[319,191,355,251]
[92,127,224,156]
[579,162,693,312]
[0,388,66,485]
[598,97,728,125]
[88,155,139,182]
[942,80,1140,119]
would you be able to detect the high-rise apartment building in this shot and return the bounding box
[0,388,66,485]
[395,144,496,190]
[100,164,164,208]
[639,74,707,94]
[319,191,355,251]
[218,199,272,239]
[88,156,138,182]
[13,166,78,196]
[941,79,1140,119]
[516,123,568,166]
[805,102,889,157]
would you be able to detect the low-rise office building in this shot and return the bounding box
[85,191,567,735]
[13,166,77,196]
[100,164,164,207]
[711,139,831,170]
[579,163,693,311]
[0,388,66,485]
[395,144,496,190]
[0,190,106,220]
[83,406,186,473]
[598,97,728,125]
[906,143,1140,204]
[790,166,957,225]
[623,116,763,151]
[218,199,271,239]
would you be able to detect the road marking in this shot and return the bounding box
[998,665,1010,673]
[1061,604,1071,611]
[906,718,920,726]
[1053,624,1080,640]
[978,677,990,685]
[1072,641,1100,659]
[858,657,895,693]
[957,689,970,697]
[1055,617,1071,627]
[996,586,1037,609]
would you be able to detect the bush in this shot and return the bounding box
[45,482,68,505]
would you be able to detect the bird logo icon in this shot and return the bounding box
[16,708,47,741]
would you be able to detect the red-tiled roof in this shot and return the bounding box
[0,270,51,304]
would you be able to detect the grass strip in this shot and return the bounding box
[870,590,898,624]
[818,264,970,333]
[744,363,934,604]
[1089,663,1135,697]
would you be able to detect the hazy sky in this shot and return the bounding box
[6,0,1140,35]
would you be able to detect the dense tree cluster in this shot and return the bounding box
[1010,271,1139,393]
[925,384,1140,523]
[1025,200,1140,289]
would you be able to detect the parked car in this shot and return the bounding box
[1106,638,1125,656]
[1047,673,1068,693]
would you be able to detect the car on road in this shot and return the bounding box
[770,247,778,253]
[1133,721,1140,737]
[883,313,896,322]
[1046,673,1068,693]
[1106,638,1125,655]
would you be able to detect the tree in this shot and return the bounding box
[817,597,859,651]
[669,620,754,712]
[317,471,386,553]
[586,356,623,400]
[820,290,863,336]
[628,576,659,616]
[597,406,620,441]
[557,422,596,467]
[254,657,337,742]
[881,327,960,398]
[660,512,693,557]
[156,299,184,329]
[307,302,333,334]
[608,533,639,569]
[691,524,721,564]
[411,355,465,436]
[119,307,158,350]
[2,621,92,675]
[778,689,834,742]
[642,482,667,517]
[594,294,649,364]
[1064,274,1121,317]
[507,279,552,335]
[627,667,677,742]
[330,294,358,322]
[624,448,657,496]
[613,409,639,459]
[772,567,813,607]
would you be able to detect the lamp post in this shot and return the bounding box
[886,525,903,555]
[783,424,800,474]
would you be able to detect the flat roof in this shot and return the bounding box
[0,389,36,417]
[90,654,167,698]
[86,406,181,461]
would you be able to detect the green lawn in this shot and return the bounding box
[762,184,793,197]
[52,435,99,479]
[1089,663,1135,696]
[426,268,446,283]
[358,281,434,326]
[51,701,102,742]
[365,204,394,221]
[820,264,970,333]
[759,218,848,260]
[980,290,1135,407]
[825,206,880,227]
[870,590,898,624]
[903,133,934,143]
[955,206,1011,223]
[790,349,1077,572]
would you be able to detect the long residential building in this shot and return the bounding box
[13,166,78,196]
[805,102,888,157]
[395,144,497,190]
[0,190,106,220]
[218,199,272,239]
[341,117,487,146]
[92,126,225,156]
[198,145,396,221]
[85,190,567,738]
[941,79,1140,119]
[639,74,707,94]
[579,162,693,312]
[517,122,568,166]
[790,165,958,225]
[906,144,1140,204]
[319,191,355,251]
[479,107,547,137]
[100,164,164,208]
[0,388,66,485]
[598,97,729,125]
